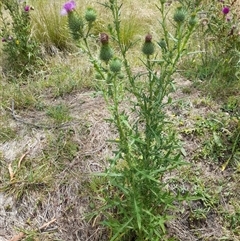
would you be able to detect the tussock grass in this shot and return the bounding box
[30,0,74,52]
[29,0,159,61]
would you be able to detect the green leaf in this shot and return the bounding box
[134,197,142,231]
[221,157,231,171]
[134,168,161,183]
[213,131,222,147]
[93,172,123,177]
[109,218,133,241]
[181,147,187,157]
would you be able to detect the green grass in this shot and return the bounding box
[0,126,17,142]
[2,159,51,200]
[46,104,72,124]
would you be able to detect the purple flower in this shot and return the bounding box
[222,7,230,15]
[61,1,76,15]
[24,5,30,12]
[2,38,7,42]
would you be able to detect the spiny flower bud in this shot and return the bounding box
[99,33,113,63]
[68,12,83,40]
[195,0,202,7]
[85,7,97,23]
[188,14,197,28]
[142,34,155,56]
[95,73,102,80]
[158,38,167,52]
[109,58,122,73]
[173,7,186,24]
[100,45,113,64]
[117,73,124,79]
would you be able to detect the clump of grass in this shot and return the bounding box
[0,126,17,143]
[0,79,41,110]
[43,60,95,97]
[46,103,72,124]
[1,127,79,201]
[2,157,52,200]
[0,55,94,119]
[42,130,79,170]
[30,0,74,53]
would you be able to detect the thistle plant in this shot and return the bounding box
[0,0,41,76]
[62,0,197,240]
[197,0,240,81]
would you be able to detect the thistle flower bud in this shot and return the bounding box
[100,33,109,45]
[68,12,83,40]
[195,0,202,7]
[173,7,186,24]
[188,14,197,28]
[222,7,230,15]
[117,73,124,79]
[24,5,30,12]
[100,45,113,64]
[142,34,155,56]
[109,58,122,73]
[158,38,167,52]
[95,73,102,80]
[85,7,97,23]
[145,34,152,42]
[99,33,113,63]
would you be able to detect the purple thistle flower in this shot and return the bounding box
[61,1,76,15]
[24,5,30,12]
[222,7,230,15]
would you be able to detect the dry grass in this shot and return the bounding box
[0,92,113,241]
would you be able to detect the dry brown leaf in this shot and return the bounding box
[39,218,57,231]
[18,150,30,168]
[8,163,14,181]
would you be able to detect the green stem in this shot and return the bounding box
[157,1,169,49]
[110,0,133,81]
[112,74,130,159]
[147,55,153,101]
[82,38,105,80]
